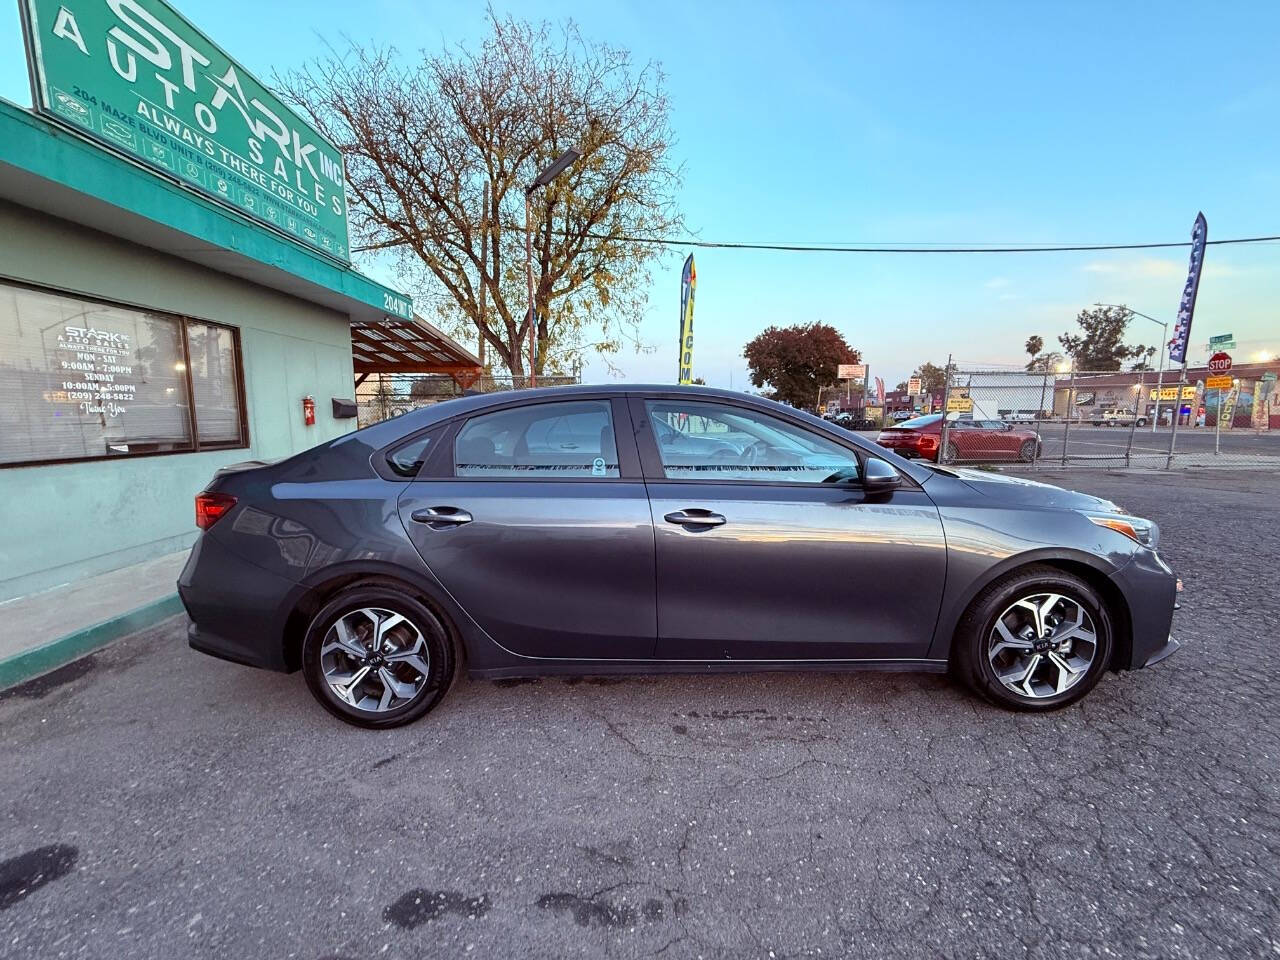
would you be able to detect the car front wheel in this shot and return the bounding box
[952,565,1114,711]
[302,584,459,728]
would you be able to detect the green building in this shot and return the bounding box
[0,1,478,604]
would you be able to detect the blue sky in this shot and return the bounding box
[3,0,1277,387]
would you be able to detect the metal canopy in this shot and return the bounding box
[351,314,482,388]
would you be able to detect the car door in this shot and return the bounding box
[948,419,980,462]
[396,397,656,660]
[632,395,947,662]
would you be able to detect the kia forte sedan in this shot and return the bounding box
[180,385,1179,728]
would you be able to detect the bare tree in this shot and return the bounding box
[279,13,682,377]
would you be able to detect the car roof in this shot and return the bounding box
[346,382,935,485]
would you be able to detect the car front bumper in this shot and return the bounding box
[1108,548,1180,671]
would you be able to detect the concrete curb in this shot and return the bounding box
[0,594,185,692]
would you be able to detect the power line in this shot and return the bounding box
[598,234,1280,254]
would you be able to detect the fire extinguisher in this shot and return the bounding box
[302,395,316,426]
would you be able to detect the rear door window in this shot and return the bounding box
[454,400,620,478]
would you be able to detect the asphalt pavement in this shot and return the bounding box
[2,469,1278,959]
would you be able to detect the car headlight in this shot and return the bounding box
[1087,513,1158,549]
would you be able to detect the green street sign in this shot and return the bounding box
[1209,333,1234,346]
[20,0,350,263]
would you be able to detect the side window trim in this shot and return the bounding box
[631,395,873,488]
[446,397,631,481]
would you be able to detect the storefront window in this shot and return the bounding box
[186,321,243,446]
[0,282,246,466]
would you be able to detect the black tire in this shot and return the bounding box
[1137,417,1147,427]
[1018,439,1037,462]
[302,582,459,728]
[951,565,1114,712]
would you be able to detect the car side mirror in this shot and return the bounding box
[862,458,902,494]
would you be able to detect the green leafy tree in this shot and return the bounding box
[1058,305,1148,371]
[282,12,682,378]
[743,323,859,409]
[911,361,952,394]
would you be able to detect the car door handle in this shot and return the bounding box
[410,507,473,528]
[664,509,726,528]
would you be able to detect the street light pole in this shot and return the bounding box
[1095,303,1168,432]
[524,147,581,388]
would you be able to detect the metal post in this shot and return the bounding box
[1150,326,1167,432]
[1125,369,1145,468]
[1214,386,1223,455]
[939,355,953,464]
[1033,369,1049,471]
[1165,363,1189,468]
[524,191,536,388]
[1061,364,1076,466]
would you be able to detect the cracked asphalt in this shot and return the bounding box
[2,469,1278,959]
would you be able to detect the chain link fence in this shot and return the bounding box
[356,374,580,428]
[921,366,1280,470]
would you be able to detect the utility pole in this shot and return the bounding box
[524,147,581,388]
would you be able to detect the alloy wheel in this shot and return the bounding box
[319,607,431,712]
[987,593,1098,699]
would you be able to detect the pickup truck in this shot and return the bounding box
[1089,408,1148,427]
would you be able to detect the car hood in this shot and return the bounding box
[946,468,1121,513]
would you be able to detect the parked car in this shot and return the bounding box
[1088,408,1149,427]
[182,384,1177,727]
[877,413,1042,463]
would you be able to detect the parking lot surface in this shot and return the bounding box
[2,470,1278,960]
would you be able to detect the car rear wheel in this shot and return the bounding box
[1018,439,1037,462]
[952,565,1114,711]
[302,584,459,728]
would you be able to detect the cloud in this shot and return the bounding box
[1082,258,1181,278]
[1082,258,1245,280]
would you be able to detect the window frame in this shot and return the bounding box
[629,394,913,490]
[385,396,642,481]
[0,278,249,469]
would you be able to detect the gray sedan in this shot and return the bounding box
[180,384,1179,727]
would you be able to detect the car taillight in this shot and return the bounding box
[917,435,938,451]
[195,492,237,530]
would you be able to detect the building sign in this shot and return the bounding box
[676,254,696,383]
[1148,385,1198,401]
[945,387,972,413]
[837,364,865,380]
[1168,212,1207,365]
[907,377,921,395]
[20,0,351,262]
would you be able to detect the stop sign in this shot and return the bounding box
[1208,351,1233,374]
